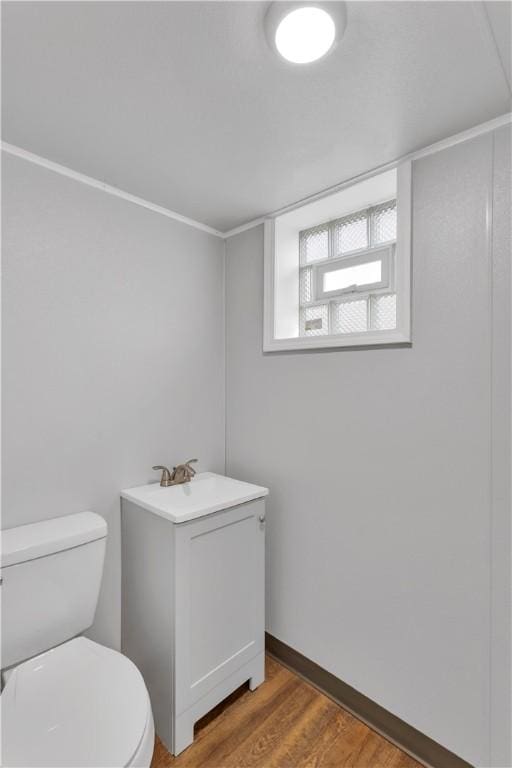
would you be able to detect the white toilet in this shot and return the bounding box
[0,511,155,767]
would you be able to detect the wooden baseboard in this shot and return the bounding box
[265,633,473,768]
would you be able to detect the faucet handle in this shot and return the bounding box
[183,459,198,478]
[170,459,197,484]
[152,465,173,487]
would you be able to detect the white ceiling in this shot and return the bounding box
[2,1,511,232]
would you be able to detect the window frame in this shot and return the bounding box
[312,245,393,302]
[263,161,412,352]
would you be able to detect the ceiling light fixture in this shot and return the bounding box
[265,2,346,64]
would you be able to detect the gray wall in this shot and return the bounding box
[3,128,510,766]
[2,154,226,650]
[225,129,511,767]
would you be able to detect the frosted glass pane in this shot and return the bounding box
[299,267,312,304]
[300,304,329,336]
[323,260,381,293]
[300,225,329,263]
[371,294,397,330]
[332,300,368,334]
[372,201,397,244]
[334,214,368,254]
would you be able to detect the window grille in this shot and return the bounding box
[299,200,397,336]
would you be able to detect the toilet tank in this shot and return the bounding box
[1,511,107,669]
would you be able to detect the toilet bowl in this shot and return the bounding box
[0,511,155,768]
[2,638,155,767]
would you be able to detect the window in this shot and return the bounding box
[299,201,396,337]
[263,165,411,351]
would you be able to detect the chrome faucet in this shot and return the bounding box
[152,459,198,487]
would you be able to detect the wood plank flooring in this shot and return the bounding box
[150,656,422,768]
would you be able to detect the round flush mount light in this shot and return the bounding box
[265,2,346,64]
[275,7,335,63]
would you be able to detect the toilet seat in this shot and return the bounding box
[2,637,153,767]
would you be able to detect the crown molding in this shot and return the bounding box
[222,217,267,239]
[3,112,511,241]
[1,142,224,238]
[222,111,512,239]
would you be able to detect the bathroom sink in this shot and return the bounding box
[121,472,268,523]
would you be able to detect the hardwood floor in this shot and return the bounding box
[150,655,422,768]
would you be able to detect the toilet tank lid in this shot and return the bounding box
[1,512,107,568]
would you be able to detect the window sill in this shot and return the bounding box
[263,328,411,353]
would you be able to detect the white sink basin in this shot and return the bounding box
[121,472,268,523]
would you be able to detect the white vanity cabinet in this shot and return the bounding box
[121,473,268,756]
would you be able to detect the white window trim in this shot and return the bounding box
[313,245,393,302]
[263,161,411,352]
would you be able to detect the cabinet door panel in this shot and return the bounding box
[174,500,265,714]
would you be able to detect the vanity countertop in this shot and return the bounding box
[121,472,268,523]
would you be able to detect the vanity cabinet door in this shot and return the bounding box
[173,499,265,716]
